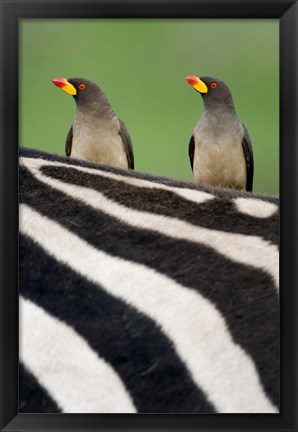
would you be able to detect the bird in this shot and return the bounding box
[185,75,254,191]
[52,77,134,169]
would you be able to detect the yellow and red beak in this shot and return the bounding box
[185,75,208,93]
[52,77,77,95]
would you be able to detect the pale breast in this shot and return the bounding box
[193,115,246,189]
[71,119,128,169]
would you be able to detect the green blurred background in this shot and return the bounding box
[20,19,279,195]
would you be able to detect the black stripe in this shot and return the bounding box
[20,234,215,414]
[20,165,279,408]
[41,164,279,245]
[19,363,61,413]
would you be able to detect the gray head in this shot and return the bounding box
[52,77,111,111]
[185,75,236,112]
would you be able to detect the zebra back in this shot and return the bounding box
[19,147,279,414]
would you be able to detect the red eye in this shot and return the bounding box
[210,82,217,89]
[79,84,85,90]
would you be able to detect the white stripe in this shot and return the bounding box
[20,204,277,413]
[22,157,279,289]
[20,156,214,205]
[234,197,278,218]
[19,296,136,413]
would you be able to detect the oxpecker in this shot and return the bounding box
[185,75,253,191]
[52,77,134,169]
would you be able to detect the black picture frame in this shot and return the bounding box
[0,0,297,431]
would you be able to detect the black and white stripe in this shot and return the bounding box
[19,148,279,414]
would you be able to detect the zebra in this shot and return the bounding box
[19,147,279,414]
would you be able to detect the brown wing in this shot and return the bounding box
[65,125,73,157]
[119,119,134,169]
[241,124,254,192]
[188,134,195,171]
